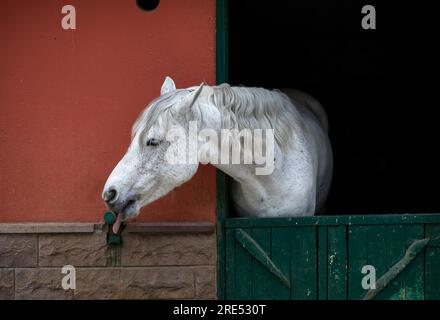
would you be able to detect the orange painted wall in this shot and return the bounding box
[0,0,216,222]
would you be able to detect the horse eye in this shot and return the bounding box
[146,138,161,147]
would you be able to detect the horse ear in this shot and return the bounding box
[187,82,205,108]
[176,82,205,117]
[161,76,176,95]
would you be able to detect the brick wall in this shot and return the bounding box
[0,223,216,299]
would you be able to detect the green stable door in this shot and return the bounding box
[223,214,440,300]
[215,0,440,301]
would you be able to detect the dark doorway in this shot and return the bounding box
[228,0,440,214]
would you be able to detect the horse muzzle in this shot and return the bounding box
[103,188,139,218]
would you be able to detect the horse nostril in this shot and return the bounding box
[104,189,118,204]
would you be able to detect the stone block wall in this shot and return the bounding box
[0,223,216,300]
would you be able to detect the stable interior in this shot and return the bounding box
[227,0,440,215]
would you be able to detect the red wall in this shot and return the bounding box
[0,0,216,222]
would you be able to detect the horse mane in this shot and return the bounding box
[210,84,300,150]
[131,84,301,150]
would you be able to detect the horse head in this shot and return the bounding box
[102,76,206,225]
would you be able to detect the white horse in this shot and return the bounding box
[103,76,333,232]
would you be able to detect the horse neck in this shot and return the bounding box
[213,162,271,194]
[211,147,290,217]
[194,89,284,185]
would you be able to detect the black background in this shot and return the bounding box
[0,299,432,318]
[228,0,440,214]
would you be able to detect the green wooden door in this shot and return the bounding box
[347,224,426,299]
[226,226,317,299]
[223,214,440,300]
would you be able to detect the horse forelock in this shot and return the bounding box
[131,89,191,146]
